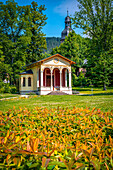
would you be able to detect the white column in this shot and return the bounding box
[41,70,43,87]
[51,69,53,90]
[69,71,71,88]
[60,70,62,91]
[65,69,67,87]
[20,77,22,88]
[37,69,39,88]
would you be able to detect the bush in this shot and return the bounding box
[0,86,5,93]
[0,107,113,169]
[10,86,17,93]
[72,72,87,87]
[4,83,11,93]
[0,83,17,93]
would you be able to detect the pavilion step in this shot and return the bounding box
[48,91,69,95]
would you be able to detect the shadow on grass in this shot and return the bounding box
[80,93,113,96]
[73,88,102,92]
[73,87,113,92]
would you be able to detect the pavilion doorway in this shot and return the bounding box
[43,68,51,87]
[53,68,60,91]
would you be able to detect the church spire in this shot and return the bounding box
[67,9,69,16]
[60,10,73,43]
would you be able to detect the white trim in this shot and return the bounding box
[41,71,43,87]
[52,67,60,73]
[51,69,53,90]
[37,69,39,87]
[65,69,67,87]
[69,72,71,88]
[45,69,46,87]
[60,70,62,90]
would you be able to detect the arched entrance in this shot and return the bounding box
[62,68,69,87]
[42,67,70,93]
[53,68,60,90]
[43,68,51,87]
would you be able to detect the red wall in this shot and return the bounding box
[55,69,60,86]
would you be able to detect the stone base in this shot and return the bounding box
[20,90,39,95]
[20,88,72,95]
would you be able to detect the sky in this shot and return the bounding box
[1,0,83,37]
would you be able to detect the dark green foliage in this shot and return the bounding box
[46,37,61,53]
[51,31,88,86]
[23,1,47,63]
[74,71,87,87]
[0,82,17,93]
[0,0,47,86]
[73,0,113,89]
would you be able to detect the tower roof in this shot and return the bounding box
[61,10,73,43]
[65,10,71,23]
[65,16,71,23]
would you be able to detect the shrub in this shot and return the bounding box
[0,107,113,169]
[4,83,11,93]
[10,86,17,93]
[0,83,17,93]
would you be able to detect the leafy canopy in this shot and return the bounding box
[72,0,113,89]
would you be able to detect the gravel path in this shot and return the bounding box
[0,95,29,101]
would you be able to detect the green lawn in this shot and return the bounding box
[73,87,113,94]
[0,93,113,112]
[0,93,19,99]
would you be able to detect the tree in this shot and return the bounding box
[51,30,88,65]
[51,31,78,86]
[0,45,11,82]
[0,0,47,85]
[51,31,88,86]
[73,0,113,90]
[23,1,47,63]
[46,37,61,53]
[0,0,27,84]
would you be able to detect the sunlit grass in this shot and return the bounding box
[0,93,19,99]
[73,87,113,94]
[0,87,113,112]
[0,94,113,112]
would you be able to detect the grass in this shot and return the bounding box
[0,94,113,112]
[73,87,113,94]
[1,87,113,169]
[0,93,19,99]
[0,87,113,112]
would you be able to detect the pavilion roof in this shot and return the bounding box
[26,54,76,68]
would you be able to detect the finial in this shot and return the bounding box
[67,9,69,16]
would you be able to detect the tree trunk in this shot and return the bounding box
[103,82,107,91]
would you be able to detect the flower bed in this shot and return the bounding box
[0,107,113,169]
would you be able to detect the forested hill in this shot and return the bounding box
[46,37,61,53]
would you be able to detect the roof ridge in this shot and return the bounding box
[26,53,75,67]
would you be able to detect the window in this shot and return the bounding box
[28,77,31,86]
[54,58,59,63]
[20,78,21,87]
[23,77,25,87]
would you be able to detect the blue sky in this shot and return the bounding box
[1,0,83,37]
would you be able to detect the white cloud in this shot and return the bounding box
[54,0,79,17]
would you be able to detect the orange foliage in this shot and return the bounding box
[0,107,113,169]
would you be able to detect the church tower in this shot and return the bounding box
[61,10,73,43]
